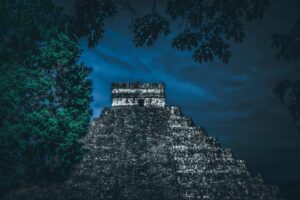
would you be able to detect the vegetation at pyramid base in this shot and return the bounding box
[0,0,92,197]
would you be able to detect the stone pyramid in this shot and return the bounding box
[65,83,279,200]
[4,83,281,200]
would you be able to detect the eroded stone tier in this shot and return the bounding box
[111,82,165,107]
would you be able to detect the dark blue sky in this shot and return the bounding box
[56,0,300,184]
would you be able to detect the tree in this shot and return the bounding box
[272,19,300,62]
[272,19,300,130]
[72,0,269,63]
[0,0,92,197]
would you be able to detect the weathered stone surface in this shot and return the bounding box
[4,83,281,200]
[111,83,165,107]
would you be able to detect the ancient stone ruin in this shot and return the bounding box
[111,83,166,107]
[5,83,281,200]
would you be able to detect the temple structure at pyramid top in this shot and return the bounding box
[111,82,165,107]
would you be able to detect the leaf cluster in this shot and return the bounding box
[72,0,269,63]
[274,80,300,129]
[72,0,117,47]
[272,19,300,62]
[272,19,300,131]
[166,0,269,63]
[133,14,170,47]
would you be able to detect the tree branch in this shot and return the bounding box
[117,0,137,23]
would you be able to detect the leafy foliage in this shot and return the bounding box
[133,14,170,47]
[0,0,92,197]
[73,0,269,63]
[72,0,117,47]
[272,19,300,62]
[166,0,268,63]
[274,80,300,129]
[272,19,300,130]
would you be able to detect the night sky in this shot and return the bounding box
[55,0,300,185]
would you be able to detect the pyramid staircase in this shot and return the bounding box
[64,106,279,200]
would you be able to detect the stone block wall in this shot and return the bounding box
[111,83,165,107]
